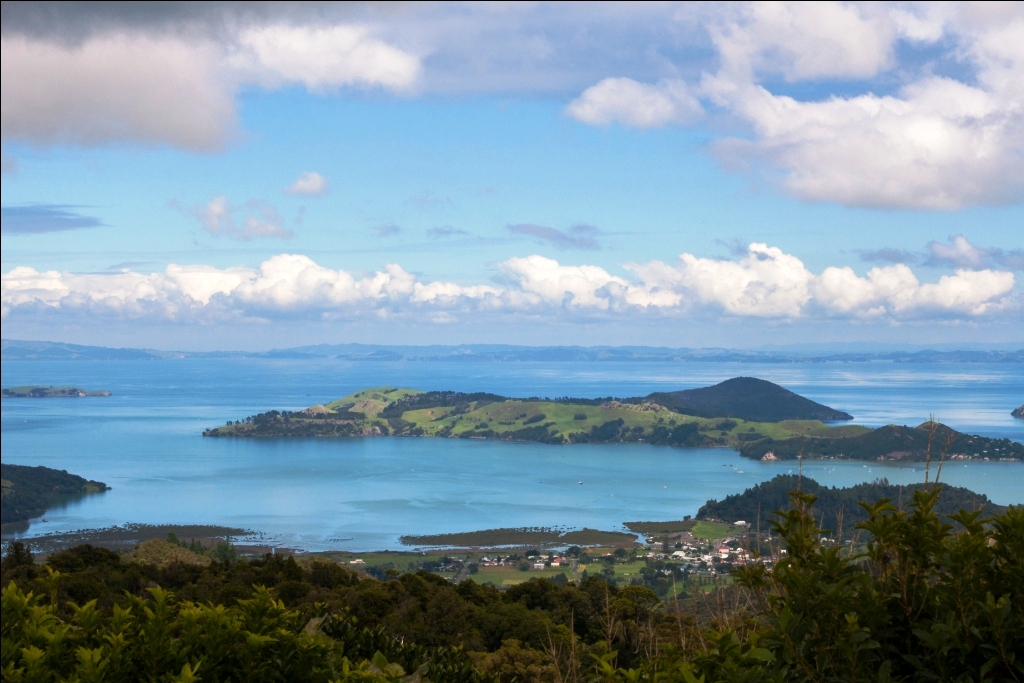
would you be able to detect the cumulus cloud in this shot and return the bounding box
[1,34,234,150]
[2,205,105,234]
[286,171,330,197]
[3,245,1014,323]
[566,78,703,128]
[1,13,419,149]
[231,25,420,92]
[508,224,601,250]
[709,2,897,81]
[705,74,1024,209]
[193,196,293,241]
[564,2,1024,210]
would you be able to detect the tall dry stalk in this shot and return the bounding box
[935,431,954,486]
[924,414,937,485]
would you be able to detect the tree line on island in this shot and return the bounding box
[3,483,1021,682]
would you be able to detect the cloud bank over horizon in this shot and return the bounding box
[3,244,1015,326]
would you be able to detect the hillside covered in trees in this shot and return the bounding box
[1,464,110,524]
[697,474,1006,531]
[738,421,1024,462]
[2,487,1021,682]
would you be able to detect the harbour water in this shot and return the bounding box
[2,358,1021,551]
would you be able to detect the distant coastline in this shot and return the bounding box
[2,385,111,398]
[3,338,1022,364]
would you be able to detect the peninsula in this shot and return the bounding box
[2,385,111,398]
[1,463,110,524]
[203,378,1022,461]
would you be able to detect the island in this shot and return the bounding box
[1014,404,1023,419]
[203,378,1023,462]
[2,385,111,398]
[1,463,110,524]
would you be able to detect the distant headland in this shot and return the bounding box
[203,377,1023,462]
[2,385,111,398]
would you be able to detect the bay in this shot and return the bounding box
[2,358,1021,551]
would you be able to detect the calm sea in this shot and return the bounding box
[2,359,1021,551]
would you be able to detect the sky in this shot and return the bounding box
[1,1,1022,350]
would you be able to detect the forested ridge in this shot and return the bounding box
[739,422,1024,461]
[1,464,109,525]
[3,487,1021,682]
[698,474,1005,529]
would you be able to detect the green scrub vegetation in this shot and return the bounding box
[2,486,1020,682]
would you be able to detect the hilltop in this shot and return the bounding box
[645,377,852,422]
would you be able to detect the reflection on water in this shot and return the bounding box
[2,358,1021,551]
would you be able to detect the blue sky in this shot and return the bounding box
[1,2,1022,349]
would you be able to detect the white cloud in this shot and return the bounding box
[286,171,330,197]
[563,2,1024,210]
[812,264,1014,317]
[632,243,813,317]
[705,73,1024,209]
[710,2,898,81]
[565,78,703,128]
[232,25,420,92]
[1,34,234,150]
[1,22,419,149]
[193,196,293,241]
[4,246,1012,322]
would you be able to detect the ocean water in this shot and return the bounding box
[2,359,1021,551]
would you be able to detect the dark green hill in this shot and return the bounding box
[697,474,1005,531]
[738,422,1023,462]
[645,377,852,422]
[1,464,110,524]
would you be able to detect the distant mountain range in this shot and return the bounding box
[3,339,1022,363]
